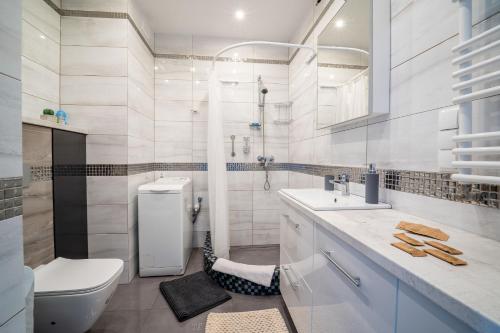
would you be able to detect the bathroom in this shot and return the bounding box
[1,0,500,332]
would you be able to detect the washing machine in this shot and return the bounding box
[138,177,193,276]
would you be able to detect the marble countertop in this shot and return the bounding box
[279,191,500,333]
[23,117,88,135]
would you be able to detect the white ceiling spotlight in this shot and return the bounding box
[335,19,345,28]
[235,10,245,20]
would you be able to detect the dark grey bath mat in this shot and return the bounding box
[159,271,232,322]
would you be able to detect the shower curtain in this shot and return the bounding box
[207,70,230,259]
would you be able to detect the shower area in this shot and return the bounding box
[207,42,315,258]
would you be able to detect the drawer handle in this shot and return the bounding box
[320,248,361,288]
[281,265,300,290]
[282,214,301,230]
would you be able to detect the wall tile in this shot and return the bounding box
[229,210,252,231]
[0,0,21,79]
[128,80,154,119]
[23,0,60,43]
[155,79,192,101]
[253,171,288,191]
[22,93,59,119]
[155,58,193,80]
[128,52,154,98]
[87,204,128,234]
[155,141,193,162]
[155,100,193,122]
[61,0,128,12]
[61,17,128,47]
[61,46,127,76]
[61,76,127,106]
[253,228,279,245]
[155,121,192,142]
[228,190,252,211]
[0,75,22,178]
[227,171,253,191]
[86,134,128,164]
[22,57,59,104]
[253,210,280,230]
[22,20,59,74]
[62,105,128,135]
[87,176,128,205]
[88,233,129,261]
[253,191,281,210]
[128,136,154,164]
[230,230,252,246]
[128,108,154,141]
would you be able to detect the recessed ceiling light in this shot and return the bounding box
[235,10,245,20]
[40,34,46,39]
[190,67,196,72]
[329,74,335,80]
[335,19,345,28]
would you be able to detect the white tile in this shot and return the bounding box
[22,20,59,74]
[227,171,253,190]
[253,210,280,230]
[61,46,127,76]
[228,190,252,211]
[87,176,128,205]
[128,136,154,164]
[254,64,289,84]
[22,93,58,119]
[192,100,208,122]
[291,84,317,121]
[23,0,60,43]
[193,141,207,162]
[87,204,128,234]
[86,135,128,164]
[155,121,192,142]
[62,105,128,135]
[127,22,154,75]
[289,139,313,164]
[253,229,280,245]
[225,142,254,163]
[221,102,253,123]
[0,217,24,325]
[61,76,127,106]
[155,141,193,162]
[438,129,457,150]
[61,17,128,47]
[128,80,154,119]
[127,0,154,49]
[230,230,252,246]
[22,57,59,103]
[289,111,315,143]
[193,210,210,232]
[155,58,193,80]
[61,0,127,11]
[229,210,252,231]
[220,82,253,103]
[254,83,289,104]
[0,75,22,178]
[264,143,288,163]
[253,191,281,210]
[192,60,212,81]
[128,108,154,141]
[88,233,129,261]
[192,121,207,143]
[155,33,192,54]
[367,110,439,171]
[155,100,193,122]
[155,79,192,101]
[253,171,288,191]
[129,52,154,98]
[390,36,454,119]
[317,126,367,167]
[193,80,208,102]
[223,122,253,142]
[288,171,313,188]
[216,62,253,82]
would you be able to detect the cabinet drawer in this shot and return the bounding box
[280,251,312,333]
[280,204,314,280]
[311,223,397,333]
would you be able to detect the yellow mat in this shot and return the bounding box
[205,308,289,333]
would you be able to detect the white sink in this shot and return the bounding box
[280,188,391,211]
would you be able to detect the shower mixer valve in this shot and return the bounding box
[257,155,274,167]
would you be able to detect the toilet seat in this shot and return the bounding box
[34,257,123,297]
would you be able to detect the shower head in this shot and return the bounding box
[260,86,268,94]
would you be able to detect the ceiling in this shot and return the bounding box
[134,0,313,42]
[318,0,370,50]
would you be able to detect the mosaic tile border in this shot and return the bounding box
[0,177,23,222]
[27,163,499,209]
[43,0,289,65]
[318,63,369,70]
[288,164,499,209]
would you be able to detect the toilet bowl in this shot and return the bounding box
[33,257,123,333]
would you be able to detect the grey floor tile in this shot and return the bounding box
[93,246,297,333]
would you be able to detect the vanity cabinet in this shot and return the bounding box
[311,223,397,333]
[396,281,478,333]
[279,197,480,333]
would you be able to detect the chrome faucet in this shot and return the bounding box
[329,174,350,196]
[257,155,274,168]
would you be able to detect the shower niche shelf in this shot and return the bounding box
[273,102,292,125]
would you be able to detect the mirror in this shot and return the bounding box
[316,0,389,129]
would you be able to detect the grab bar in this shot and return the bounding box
[281,265,300,290]
[320,248,361,288]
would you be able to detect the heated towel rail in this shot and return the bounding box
[451,0,500,185]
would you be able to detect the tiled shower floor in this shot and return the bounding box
[89,246,297,333]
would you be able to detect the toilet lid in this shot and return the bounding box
[34,257,124,296]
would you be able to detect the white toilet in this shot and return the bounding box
[33,257,123,333]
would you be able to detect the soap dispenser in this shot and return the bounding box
[365,163,379,204]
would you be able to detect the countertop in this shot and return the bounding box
[23,117,88,135]
[279,190,500,333]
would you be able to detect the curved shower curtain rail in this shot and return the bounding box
[211,41,317,67]
[317,45,370,55]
